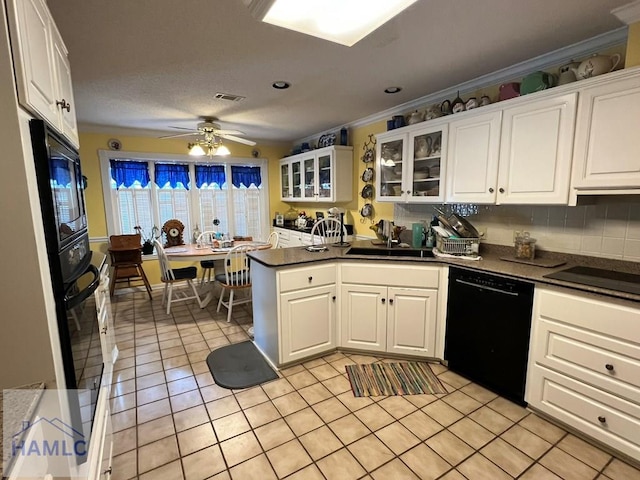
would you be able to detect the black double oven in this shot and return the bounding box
[30,120,102,449]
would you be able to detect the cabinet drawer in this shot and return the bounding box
[536,288,640,343]
[279,264,336,293]
[528,365,640,461]
[276,229,290,241]
[341,263,439,288]
[535,319,640,401]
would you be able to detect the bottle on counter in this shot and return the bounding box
[192,223,201,244]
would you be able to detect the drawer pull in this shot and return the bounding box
[308,276,313,283]
[598,416,607,424]
[605,364,614,371]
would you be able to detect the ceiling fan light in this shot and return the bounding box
[214,144,231,156]
[189,143,206,156]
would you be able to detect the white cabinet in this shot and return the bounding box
[280,146,353,202]
[497,93,576,204]
[376,124,447,203]
[95,264,117,390]
[273,227,311,248]
[527,286,640,462]
[253,262,337,366]
[340,263,439,357]
[571,69,640,192]
[6,0,79,147]
[445,111,502,204]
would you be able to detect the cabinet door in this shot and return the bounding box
[408,126,447,203]
[302,155,317,200]
[291,159,303,199]
[376,133,408,202]
[316,151,334,201]
[340,284,387,352]
[386,287,437,357]
[572,75,640,189]
[51,24,79,147]
[280,161,291,200]
[498,94,576,204]
[95,266,117,390]
[7,0,59,127]
[280,285,336,363]
[446,111,502,203]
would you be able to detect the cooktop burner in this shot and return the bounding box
[543,266,640,296]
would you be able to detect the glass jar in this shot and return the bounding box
[515,232,536,260]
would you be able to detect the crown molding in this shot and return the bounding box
[296,27,627,145]
[612,0,640,25]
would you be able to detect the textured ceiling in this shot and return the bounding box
[47,0,628,144]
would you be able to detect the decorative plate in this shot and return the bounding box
[318,133,336,148]
[361,168,374,182]
[362,148,374,163]
[360,203,373,218]
[361,184,373,199]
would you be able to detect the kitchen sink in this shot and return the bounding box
[345,247,434,258]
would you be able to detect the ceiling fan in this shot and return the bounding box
[160,117,256,150]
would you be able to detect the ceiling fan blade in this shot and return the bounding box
[159,131,199,139]
[169,126,199,131]
[214,129,244,136]
[219,134,256,146]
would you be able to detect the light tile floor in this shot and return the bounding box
[108,290,640,480]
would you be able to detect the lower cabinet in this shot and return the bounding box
[340,263,440,358]
[527,286,640,462]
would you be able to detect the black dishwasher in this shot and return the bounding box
[445,267,534,405]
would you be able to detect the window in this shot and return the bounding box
[100,151,270,244]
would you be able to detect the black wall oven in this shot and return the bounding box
[30,120,102,454]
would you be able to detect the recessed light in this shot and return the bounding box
[384,86,402,94]
[272,81,291,89]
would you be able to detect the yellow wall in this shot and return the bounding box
[626,22,640,67]
[80,132,288,283]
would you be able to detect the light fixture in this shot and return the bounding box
[187,131,231,157]
[384,86,402,94]
[246,0,419,47]
[272,81,290,89]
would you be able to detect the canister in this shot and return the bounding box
[412,223,424,248]
[514,232,536,260]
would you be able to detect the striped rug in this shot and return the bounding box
[345,362,446,397]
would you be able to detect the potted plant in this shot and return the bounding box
[135,225,159,255]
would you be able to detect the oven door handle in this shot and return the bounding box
[64,265,100,310]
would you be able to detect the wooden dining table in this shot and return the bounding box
[163,240,272,307]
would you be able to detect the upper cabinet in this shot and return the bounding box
[445,111,502,204]
[6,0,79,147]
[280,146,353,203]
[571,69,640,193]
[376,123,447,203]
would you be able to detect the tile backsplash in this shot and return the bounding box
[394,201,640,263]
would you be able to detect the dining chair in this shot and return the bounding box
[108,234,152,299]
[309,217,347,245]
[216,244,255,323]
[267,231,279,248]
[154,239,205,314]
[196,231,218,284]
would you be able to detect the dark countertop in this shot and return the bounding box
[248,240,640,303]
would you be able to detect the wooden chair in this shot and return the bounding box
[216,244,255,323]
[196,231,218,284]
[154,240,205,314]
[309,218,347,245]
[108,234,152,299]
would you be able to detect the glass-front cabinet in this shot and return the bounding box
[376,123,447,203]
[280,146,353,203]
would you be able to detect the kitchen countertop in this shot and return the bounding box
[248,240,640,303]
[1,382,46,479]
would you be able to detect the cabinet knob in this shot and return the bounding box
[499,187,505,194]
[605,364,614,371]
[406,190,411,195]
[598,416,607,424]
[389,298,394,305]
[56,99,71,112]
[381,298,386,304]
[489,188,494,193]
[101,326,107,335]
[103,467,113,475]
[332,296,336,301]
[308,276,313,283]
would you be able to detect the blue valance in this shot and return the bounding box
[195,164,226,188]
[110,160,150,189]
[51,158,71,186]
[231,166,261,188]
[155,163,189,189]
